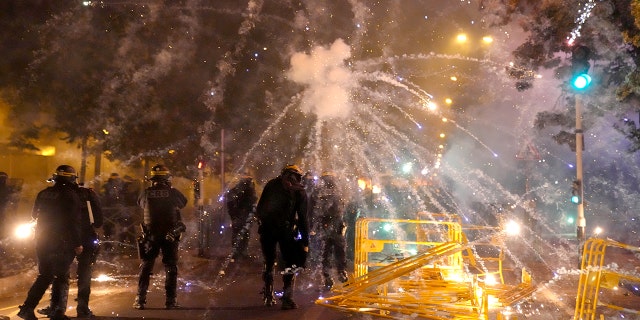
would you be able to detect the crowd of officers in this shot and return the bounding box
[16,164,187,320]
[15,162,353,319]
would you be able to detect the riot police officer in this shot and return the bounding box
[133,164,187,310]
[74,182,104,317]
[313,172,348,289]
[226,175,257,259]
[0,171,18,239]
[37,181,104,318]
[256,164,309,310]
[18,165,83,320]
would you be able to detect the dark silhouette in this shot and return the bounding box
[18,165,83,320]
[226,175,258,259]
[134,164,187,310]
[311,172,348,289]
[256,164,309,310]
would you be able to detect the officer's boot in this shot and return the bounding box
[323,273,334,290]
[77,294,93,318]
[36,294,54,317]
[165,265,181,309]
[77,258,94,317]
[281,274,298,310]
[338,270,349,283]
[17,305,37,320]
[77,288,94,317]
[134,261,153,309]
[50,275,71,320]
[19,282,45,320]
[262,272,276,306]
[133,295,146,310]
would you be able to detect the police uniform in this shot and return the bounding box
[75,185,104,316]
[18,165,83,320]
[256,165,309,310]
[134,164,187,310]
[226,176,257,258]
[312,173,348,289]
[38,184,104,318]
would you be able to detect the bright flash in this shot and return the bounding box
[357,179,367,190]
[484,274,497,286]
[593,226,603,236]
[504,220,520,236]
[94,274,116,282]
[15,221,36,239]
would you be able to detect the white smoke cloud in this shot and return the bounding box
[287,39,354,120]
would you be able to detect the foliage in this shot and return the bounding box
[486,0,640,151]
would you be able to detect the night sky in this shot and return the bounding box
[1,1,639,240]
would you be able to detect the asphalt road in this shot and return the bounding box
[0,245,369,320]
[3,221,638,320]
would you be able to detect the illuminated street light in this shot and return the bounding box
[456,33,468,43]
[482,36,494,44]
[39,146,56,156]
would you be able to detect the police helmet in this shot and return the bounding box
[321,171,336,188]
[281,164,303,177]
[150,164,171,181]
[54,165,77,183]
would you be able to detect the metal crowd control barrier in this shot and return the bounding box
[574,238,640,320]
[317,215,534,319]
[353,217,465,278]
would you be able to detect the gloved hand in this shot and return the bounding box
[165,231,180,242]
[165,221,186,242]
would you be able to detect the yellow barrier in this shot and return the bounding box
[317,215,533,319]
[354,217,465,278]
[574,238,640,320]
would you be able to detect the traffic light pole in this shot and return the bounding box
[575,94,585,243]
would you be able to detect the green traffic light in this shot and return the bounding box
[572,74,591,90]
[571,195,581,204]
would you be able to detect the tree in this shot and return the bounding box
[6,2,216,178]
[484,0,640,150]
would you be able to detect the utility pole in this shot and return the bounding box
[575,95,585,243]
[570,44,591,256]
